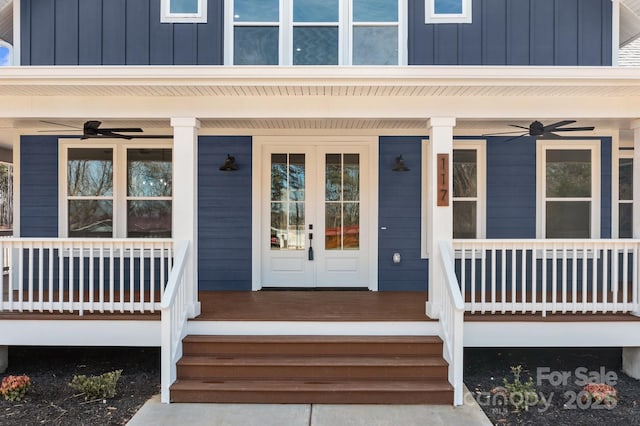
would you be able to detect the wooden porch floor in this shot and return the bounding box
[197,291,432,322]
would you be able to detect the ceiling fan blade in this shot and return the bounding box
[99,127,144,133]
[543,120,576,131]
[550,126,595,132]
[39,120,82,130]
[482,130,528,136]
[122,135,173,139]
[509,124,530,130]
[95,130,133,140]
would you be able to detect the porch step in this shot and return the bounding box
[171,335,452,404]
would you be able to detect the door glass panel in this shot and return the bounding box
[271,154,305,250]
[325,154,360,250]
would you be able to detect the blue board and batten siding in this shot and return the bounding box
[20,136,59,237]
[379,137,428,291]
[409,0,612,66]
[21,0,611,66]
[198,136,252,290]
[21,0,224,66]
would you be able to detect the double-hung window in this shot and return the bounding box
[452,141,485,238]
[618,153,633,238]
[537,141,600,238]
[61,142,173,238]
[228,0,404,65]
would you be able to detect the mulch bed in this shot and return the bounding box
[464,347,640,425]
[0,346,160,425]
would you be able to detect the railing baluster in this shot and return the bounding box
[541,242,547,317]
[130,242,135,313]
[623,243,629,312]
[520,246,526,314]
[481,247,486,314]
[160,242,166,300]
[109,243,115,313]
[0,242,4,311]
[68,244,74,313]
[561,246,568,314]
[38,243,44,312]
[48,244,53,313]
[120,241,125,313]
[28,244,34,311]
[603,247,609,313]
[140,243,145,313]
[633,244,639,312]
[571,243,577,314]
[511,243,516,314]
[612,245,619,314]
[89,242,94,313]
[491,246,496,314]
[79,242,84,316]
[58,242,64,313]
[151,243,156,313]
[581,241,588,314]
[552,243,557,314]
[99,244,105,313]
[7,242,13,311]
[532,246,537,314]
[501,246,506,314]
[470,244,476,314]
[592,244,598,314]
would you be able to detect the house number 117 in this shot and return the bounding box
[437,154,449,207]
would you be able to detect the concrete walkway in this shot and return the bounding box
[127,390,492,426]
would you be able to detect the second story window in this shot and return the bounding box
[161,0,208,23]
[228,0,404,65]
[425,0,472,24]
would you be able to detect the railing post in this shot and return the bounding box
[171,118,201,318]
[425,118,455,319]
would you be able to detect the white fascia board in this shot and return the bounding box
[2,66,640,86]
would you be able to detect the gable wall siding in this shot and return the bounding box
[20,136,59,237]
[409,0,612,66]
[378,137,428,291]
[198,136,253,291]
[21,0,224,65]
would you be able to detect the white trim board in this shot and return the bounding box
[187,320,439,336]
[0,320,160,346]
[465,321,640,347]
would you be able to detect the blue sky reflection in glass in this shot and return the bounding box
[170,0,199,14]
[353,0,397,22]
[434,0,462,14]
[294,0,338,23]
[0,46,9,66]
[234,0,279,22]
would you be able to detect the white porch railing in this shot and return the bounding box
[160,240,190,404]
[437,240,465,406]
[0,238,174,315]
[453,239,640,316]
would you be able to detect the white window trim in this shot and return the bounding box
[0,39,12,66]
[161,0,207,23]
[59,139,173,238]
[425,0,472,24]
[536,140,601,239]
[224,0,407,66]
[616,150,634,238]
[453,139,486,239]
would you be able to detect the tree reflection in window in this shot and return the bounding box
[325,154,359,250]
[270,154,305,250]
[127,149,172,238]
[67,149,114,237]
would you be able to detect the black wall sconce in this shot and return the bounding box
[219,154,239,171]
[392,155,410,172]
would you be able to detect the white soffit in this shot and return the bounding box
[0,0,11,44]
[622,0,640,46]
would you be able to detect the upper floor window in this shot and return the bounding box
[537,141,600,239]
[0,39,11,66]
[425,0,472,24]
[227,0,405,65]
[61,142,173,238]
[161,0,207,23]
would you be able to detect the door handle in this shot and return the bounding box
[308,227,314,261]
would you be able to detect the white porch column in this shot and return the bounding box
[425,117,455,319]
[171,117,201,318]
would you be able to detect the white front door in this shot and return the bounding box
[261,143,370,288]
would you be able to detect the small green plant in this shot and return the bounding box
[69,369,122,400]
[503,365,538,412]
[0,375,31,401]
